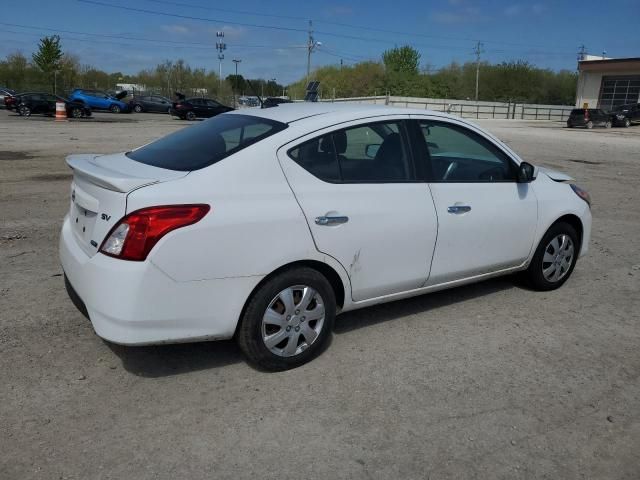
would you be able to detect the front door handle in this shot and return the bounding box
[315,215,349,226]
[447,205,471,214]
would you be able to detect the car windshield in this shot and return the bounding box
[126,114,288,171]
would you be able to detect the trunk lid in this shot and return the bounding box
[66,153,188,257]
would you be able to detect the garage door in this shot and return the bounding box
[598,76,640,110]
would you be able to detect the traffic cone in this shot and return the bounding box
[55,101,67,121]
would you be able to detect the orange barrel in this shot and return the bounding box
[55,101,67,121]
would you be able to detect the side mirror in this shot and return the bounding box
[365,144,381,159]
[517,162,536,183]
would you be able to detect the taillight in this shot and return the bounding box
[99,204,210,261]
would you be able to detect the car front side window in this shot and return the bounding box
[419,121,516,182]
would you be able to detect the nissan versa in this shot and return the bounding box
[60,104,592,370]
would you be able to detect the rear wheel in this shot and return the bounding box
[109,104,121,113]
[71,107,82,119]
[624,118,631,128]
[586,121,593,129]
[18,105,31,117]
[133,104,143,113]
[237,268,336,370]
[605,120,612,129]
[185,111,196,121]
[524,222,579,291]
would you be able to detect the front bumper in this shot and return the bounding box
[59,216,262,345]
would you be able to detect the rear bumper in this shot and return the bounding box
[59,216,262,345]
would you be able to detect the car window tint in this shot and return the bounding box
[126,114,287,171]
[419,121,515,182]
[289,134,341,182]
[207,100,221,107]
[338,122,412,182]
[220,123,273,150]
[288,121,413,183]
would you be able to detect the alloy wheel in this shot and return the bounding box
[261,285,325,357]
[542,234,575,282]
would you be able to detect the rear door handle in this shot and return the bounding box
[447,205,471,214]
[315,215,349,226]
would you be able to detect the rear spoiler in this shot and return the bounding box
[66,154,158,193]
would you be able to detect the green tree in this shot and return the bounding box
[382,45,420,76]
[32,35,63,93]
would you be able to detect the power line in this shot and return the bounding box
[137,0,579,51]
[0,22,306,50]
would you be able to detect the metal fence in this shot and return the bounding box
[320,95,574,121]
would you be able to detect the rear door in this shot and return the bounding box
[278,117,438,301]
[412,117,537,284]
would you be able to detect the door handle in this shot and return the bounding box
[447,205,471,214]
[315,215,349,226]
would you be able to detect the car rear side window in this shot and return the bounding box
[126,114,287,171]
[288,120,414,183]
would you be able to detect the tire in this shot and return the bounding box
[624,118,631,128]
[605,121,612,129]
[185,111,196,121]
[524,222,579,291]
[586,121,593,129]
[109,104,121,113]
[237,267,336,370]
[71,107,82,119]
[133,104,143,113]
[18,105,31,117]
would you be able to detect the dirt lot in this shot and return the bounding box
[1,109,639,479]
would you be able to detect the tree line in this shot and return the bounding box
[0,37,577,105]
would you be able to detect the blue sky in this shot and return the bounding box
[1,0,639,84]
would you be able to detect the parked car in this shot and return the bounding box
[170,97,233,120]
[17,93,91,118]
[262,97,293,108]
[68,89,130,113]
[611,103,640,128]
[4,91,34,111]
[238,96,260,107]
[567,108,612,129]
[0,87,16,108]
[129,95,172,113]
[60,104,592,370]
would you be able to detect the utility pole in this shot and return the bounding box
[216,31,226,91]
[474,41,484,102]
[577,44,587,62]
[232,58,241,106]
[306,20,321,83]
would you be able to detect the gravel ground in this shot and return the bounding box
[1,109,639,479]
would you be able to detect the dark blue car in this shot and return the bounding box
[68,89,130,113]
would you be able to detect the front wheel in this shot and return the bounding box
[524,222,579,291]
[624,118,631,128]
[18,105,31,117]
[109,104,121,113]
[237,268,336,370]
[586,121,593,129]
[185,111,196,121]
[71,107,83,119]
[133,104,143,113]
[605,121,612,129]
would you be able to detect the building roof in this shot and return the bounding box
[579,57,640,72]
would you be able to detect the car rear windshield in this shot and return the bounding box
[126,114,287,171]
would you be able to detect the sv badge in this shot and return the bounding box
[101,213,111,221]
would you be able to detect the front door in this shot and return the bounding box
[414,118,538,285]
[279,118,438,302]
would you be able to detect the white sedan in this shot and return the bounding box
[60,104,592,370]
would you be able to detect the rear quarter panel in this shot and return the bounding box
[125,135,327,282]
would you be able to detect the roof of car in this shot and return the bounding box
[227,102,461,125]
